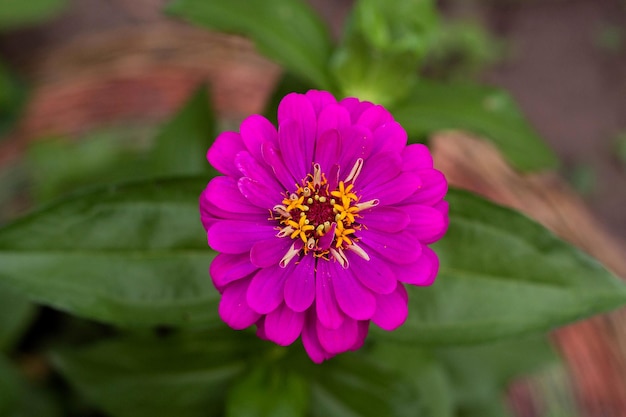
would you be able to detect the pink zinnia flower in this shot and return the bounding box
[199,90,448,363]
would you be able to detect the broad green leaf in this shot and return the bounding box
[226,365,309,417]
[51,329,256,417]
[390,80,559,171]
[331,0,438,105]
[0,355,19,415]
[0,177,220,328]
[0,0,67,30]
[148,86,216,177]
[166,0,334,89]
[381,189,626,345]
[0,60,26,137]
[0,282,35,352]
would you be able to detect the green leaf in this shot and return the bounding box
[382,189,626,345]
[148,86,216,177]
[166,0,334,89]
[0,355,19,415]
[0,282,35,352]
[0,0,67,30]
[51,329,255,417]
[331,0,439,105]
[390,80,559,171]
[0,60,26,137]
[226,365,309,417]
[0,177,220,328]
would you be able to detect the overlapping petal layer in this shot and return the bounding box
[200,90,448,362]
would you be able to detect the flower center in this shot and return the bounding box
[273,160,378,267]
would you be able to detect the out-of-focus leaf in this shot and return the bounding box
[148,86,216,177]
[380,189,626,345]
[331,0,438,105]
[390,80,559,171]
[0,0,67,30]
[263,72,313,125]
[0,282,35,352]
[0,177,220,328]
[226,365,309,417]
[51,329,256,417]
[0,60,26,137]
[166,0,334,89]
[0,355,19,415]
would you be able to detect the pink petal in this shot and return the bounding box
[360,171,422,206]
[264,303,305,346]
[349,321,370,351]
[210,253,258,289]
[246,264,292,314]
[357,151,402,189]
[208,221,276,254]
[314,129,341,175]
[372,283,408,331]
[402,204,447,243]
[328,261,376,320]
[361,206,410,233]
[261,142,296,191]
[346,251,397,295]
[316,317,359,354]
[402,144,433,170]
[356,105,393,132]
[219,279,260,330]
[234,151,283,194]
[302,314,333,363]
[317,104,350,138]
[277,93,316,166]
[372,122,407,154]
[339,97,373,123]
[337,125,372,172]
[207,131,246,177]
[240,114,278,162]
[284,254,316,312]
[250,237,294,268]
[315,259,345,329]
[401,169,447,206]
[392,245,440,286]
[359,227,421,264]
[237,177,280,210]
[305,90,337,115]
[278,120,310,181]
[205,177,262,214]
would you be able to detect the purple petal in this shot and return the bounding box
[246,264,292,314]
[316,317,359,354]
[357,151,402,190]
[200,196,268,223]
[349,321,370,351]
[207,131,246,177]
[278,120,310,181]
[400,169,447,206]
[219,279,260,330]
[234,151,283,194]
[402,144,433,170]
[302,314,333,363]
[208,221,276,254]
[372,121,407,154]
[277,93,316,165]
[392,245,439,286]
[339,97,373,123]
[250,237,294,268]
[337,125,372,172]
[359,227,421,264]
[361,206,410,233]
[305,90,337,115]
[328,261,376,320]
[205,177,261,214]
[210,253,258,289]
[263,303,305,346]
[346,251,397,294]
[372,283,408,331]
[360,171,422,206]
[237,177,280,210]
[356,105,393,131]
[315,259,345,329]
[284,254,316,312]
[402,204,447,243]
[261,142,296,191]
[317,104,350,138]
[240,114,278,162]
[314,129,341,175]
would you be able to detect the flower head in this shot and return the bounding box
[200,90,448,362]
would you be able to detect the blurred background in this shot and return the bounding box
[0,0,625,416]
